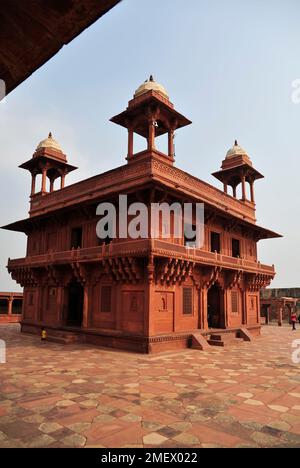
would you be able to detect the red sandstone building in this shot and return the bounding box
[0,292,23,323]
[2,78,281,352]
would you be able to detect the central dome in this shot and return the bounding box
[134,75,169,99]
[226,140,248,159]
[36,132,63,154]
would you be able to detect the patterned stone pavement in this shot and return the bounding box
[0,324,300,448]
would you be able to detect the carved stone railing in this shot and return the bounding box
[7,239,275,276]
[29,153,256,224]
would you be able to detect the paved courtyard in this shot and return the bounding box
[0,324,299,448]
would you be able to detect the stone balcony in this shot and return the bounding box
[7,239,275,276]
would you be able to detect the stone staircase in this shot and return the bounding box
[191,328,253,350]
[207,333,244,347]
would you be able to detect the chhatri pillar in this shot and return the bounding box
[19,132,77,202]
[212,140,264,206]
[110,75,191,164]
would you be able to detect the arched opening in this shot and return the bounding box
[207,284,224,328]
[67,281,84,327]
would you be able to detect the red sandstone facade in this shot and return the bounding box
[0,292,23,323]
[2,78,281,352]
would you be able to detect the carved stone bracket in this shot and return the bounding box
[101,257,142,284]
[71,262,88,286]
[8,266,38,287]
[226,270,243,290]
[155,258,195,285]
[45,265,63,286]
[246,273,273,292]
[201,266,222,289]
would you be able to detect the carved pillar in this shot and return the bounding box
[31,173,36,195]
[223,289,228,328]
[7,298,13,316]
[223,183,228,194]
[41,167,47,193]
[278,306,283,326]
[241,175,246,200]
[61,173,66,189]
[200,287,208,330]
[168,129,174,158]
[147,255,154,336]
[148,120,155,151]
[250,180,255,203]
[233,185,237,198]
[242,290,247,325]
[128,129,134,158]
[82,283,90,329]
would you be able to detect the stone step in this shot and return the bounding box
[207,338,225,347]
[208,335,244,347]
[46,333,83,344]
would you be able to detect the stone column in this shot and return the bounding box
[82,283,89,329]
[241,175,246,200]
[128,129,134,158]
[200,288,208,330]
[146,256,155,336]
[278,306,283,326]
[250,180,255,203]
[31,173,36,195]
[242,290,247,325]
[148,120,155,151]
[168,129,174,158]
[60,173,66,189]
[7,298,13,316]
[223,289,228,328]
[41,167,47,193]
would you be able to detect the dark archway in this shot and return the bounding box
[208,284,224,328]
[12,299,23,315]
[67,281,84,327]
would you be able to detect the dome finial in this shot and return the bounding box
[234,139,238,146]
[134,76,169,99]
[48,132,52,138]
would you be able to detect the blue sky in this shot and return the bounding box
[0,0,299,290]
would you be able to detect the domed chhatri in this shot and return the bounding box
[134,75,169,100]
[36,132,64,155]
[226,140,248,159]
